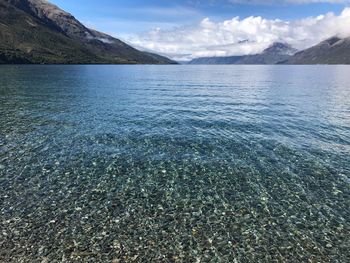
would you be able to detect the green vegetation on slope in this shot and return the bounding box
[0,0,175,64]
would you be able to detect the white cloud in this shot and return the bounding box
[127,8,350,61]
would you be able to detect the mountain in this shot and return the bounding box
[0,0,175,64]
[188,43,297,65]
[187,56,242,65]
[286,37,350,64]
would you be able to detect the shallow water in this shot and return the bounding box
[0,65,349,262]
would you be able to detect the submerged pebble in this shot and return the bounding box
[0,65,349,262]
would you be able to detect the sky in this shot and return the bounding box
[49,0,350,60]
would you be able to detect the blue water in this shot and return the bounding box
[0,65,349,262]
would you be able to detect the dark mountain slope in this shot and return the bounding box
[286,37,350,64]
[0,0,102,63]
[0,0,175,64]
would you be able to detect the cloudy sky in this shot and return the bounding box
[50,0,350,60]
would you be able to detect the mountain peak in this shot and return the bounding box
[286,36,350,64]
[324,36,342,45]
[263,42,297,56]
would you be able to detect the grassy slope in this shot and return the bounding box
[0,1,110,64]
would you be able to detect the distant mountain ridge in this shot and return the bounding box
[0,0,175,64]
[188,37,350,65]
[188,43,297,65]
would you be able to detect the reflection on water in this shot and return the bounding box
[0,65,349,262]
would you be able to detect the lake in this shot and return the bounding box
[0,65,349,262]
